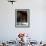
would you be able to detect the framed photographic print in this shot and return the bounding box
[15,9,30,28]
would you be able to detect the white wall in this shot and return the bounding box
[0,0,46,42]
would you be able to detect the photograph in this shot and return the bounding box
[15,9,30,27]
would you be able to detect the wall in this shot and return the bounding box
[0,0,46,42]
